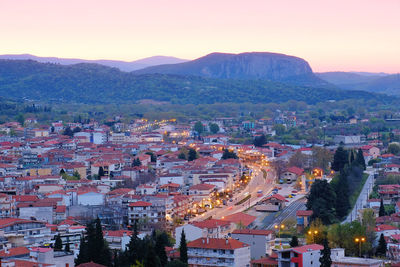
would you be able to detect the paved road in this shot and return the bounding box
[342,170,375,224]
[190,164,275,222]
[261,197,307,229]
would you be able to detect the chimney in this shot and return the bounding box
[202,239,205,244]
[225,238,229,245]
[206,237,209,244]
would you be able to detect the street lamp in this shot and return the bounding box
[274,224,285,248]
[355,237,366,257]
[308,230,319,243]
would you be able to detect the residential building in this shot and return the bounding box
[231,229,275,260]
[277,244,323,267]
[187,237,250,267]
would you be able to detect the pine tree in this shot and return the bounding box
[98,166,105,177]
[376,233,387,257]
[127,221,141,264]
[188,149,197,161]
[379,199,386,217]
[289,236,299,247]
[179,230,188,264]
[319,238,332,267]
[331,146,348,172]
[54,234,63,251]
[335,170,351,219]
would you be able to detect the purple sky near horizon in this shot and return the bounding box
[0,0,399,73]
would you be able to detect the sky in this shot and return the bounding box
[0,0,399,73]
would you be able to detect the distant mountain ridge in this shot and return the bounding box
[133,52,329,86]
[0,59,391,105]
[0,54,188,72]
[316,72,400,95]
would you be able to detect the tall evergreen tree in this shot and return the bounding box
[289,236,299,247]
[319,238,332,267]
[188,148,198,161]
[127,221,141,264]
[94,218,112,266]
[350,150,355,163]
[179,230,188,264]
[376,233,387,257]
[379,198,386,217]
[331,146,348,172]
[75,236,89,265]
[98,166,105,177]
[155,233,168,267]
[335,170,351,219]
[64,242,70,252]
[356,148,366,170]
[54,234,63,251]
[144,242,161,267]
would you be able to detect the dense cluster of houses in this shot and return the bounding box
[0,116,399,266]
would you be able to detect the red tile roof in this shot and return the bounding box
[232,229,274,236]
[192,219,231,229]
[77,262,107,267]
[296,210,313,216]
[129,201,152,207]
[291,244,323,253]
[375,224,399,231]
[187,238,249,250]
[189,184,216,191]
[222,212,256,227]
[286,166,304,176]
[0,246,30,258]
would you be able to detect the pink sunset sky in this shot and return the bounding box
[0,0,399,73]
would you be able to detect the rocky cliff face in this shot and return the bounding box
[133,52,317,83]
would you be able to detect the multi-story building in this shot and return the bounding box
[187,237,250,267]
[231,229,275,260]
[0,218,52,246]
[128,201,166,231]
[0,193,16,218]
[277,244,323,267]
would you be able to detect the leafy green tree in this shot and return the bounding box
[98,166,105,177]
[253,134,267,147]
[63,126,73,137]
[179,230,188,264]
[166,260,187,267]
[289,236,299,247]
[188,148,198,161]
[209,123,220,134]
[319,238,332,267]
[54,234,63,251]
[16,113,25,126]
[273,124,285,136]
[194,121,204,135]
[306,180,337,225]
[178,152,186,160]
[133,158,142,167]
[388,142,400,155]
[376,233,387,257]
[331,146,348,172]
[221,149,238,159]
[73,171,81,179]
[379,198,385,217]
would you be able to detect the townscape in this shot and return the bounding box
[0,111,399,266]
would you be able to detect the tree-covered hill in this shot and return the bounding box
[0,59,394,105]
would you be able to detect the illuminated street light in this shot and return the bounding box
[354,237,366,257]
[274,224,285,248]
[308,230,319,243]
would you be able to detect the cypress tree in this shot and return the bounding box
[98,166,105,177]
[188,149,197,161]
[331,146,348,172]
[379,199,386,217]
[144,242,161,267]
[95,218,112,266]
[335,170,351,219]
[376,233,387,257]
[357,148,366,170]
[289,236,299,247]
[54,234,63,251]
[155,233,168,267]
[179,230,188,264]
[350,150,355,163]
[75,236,89,265]
[127,221,140,264]
[64,242,70,252]
[319,238,332,267]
